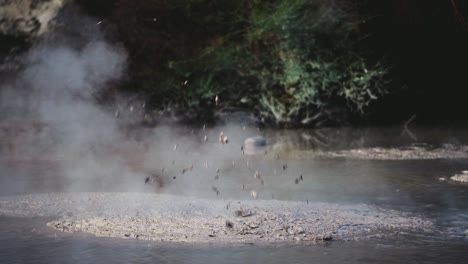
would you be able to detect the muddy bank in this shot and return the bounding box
[281,144,468,160]
[0,192,434,243]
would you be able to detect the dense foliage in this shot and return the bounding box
[110,0,387,126]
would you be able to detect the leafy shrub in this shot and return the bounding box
[112,0,388,126]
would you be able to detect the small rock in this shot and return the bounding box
[249,223,259,229]
[295,227,304,234]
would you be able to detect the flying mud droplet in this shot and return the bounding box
[250,190,258,199]
[212,186,220,196]
[219,131,228,144]
[254,170,260,179]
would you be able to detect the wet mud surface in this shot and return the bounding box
[0,192,434,244]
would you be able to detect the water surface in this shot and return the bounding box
[1,126,468,263]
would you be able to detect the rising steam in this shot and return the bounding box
[0,6,263,196]
[0,6,145,192]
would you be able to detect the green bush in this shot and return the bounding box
[113,0,388,126]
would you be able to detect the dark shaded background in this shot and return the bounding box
[360,0,468,124]
[2,0,468,126]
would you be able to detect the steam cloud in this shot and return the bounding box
[0,6,260,196]
[0,6,394,202]
[0,7,147,192]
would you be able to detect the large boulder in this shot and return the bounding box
[0,0,67,38]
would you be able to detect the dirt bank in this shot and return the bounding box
[0,192,434,244]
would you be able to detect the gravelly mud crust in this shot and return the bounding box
[0,192,435,244]
[283,144,468,160]
[450,171,468,183]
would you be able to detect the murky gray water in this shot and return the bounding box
[1,126,468,263]
[0,223,467,264]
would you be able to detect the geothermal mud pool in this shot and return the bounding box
[2,128,468,244]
